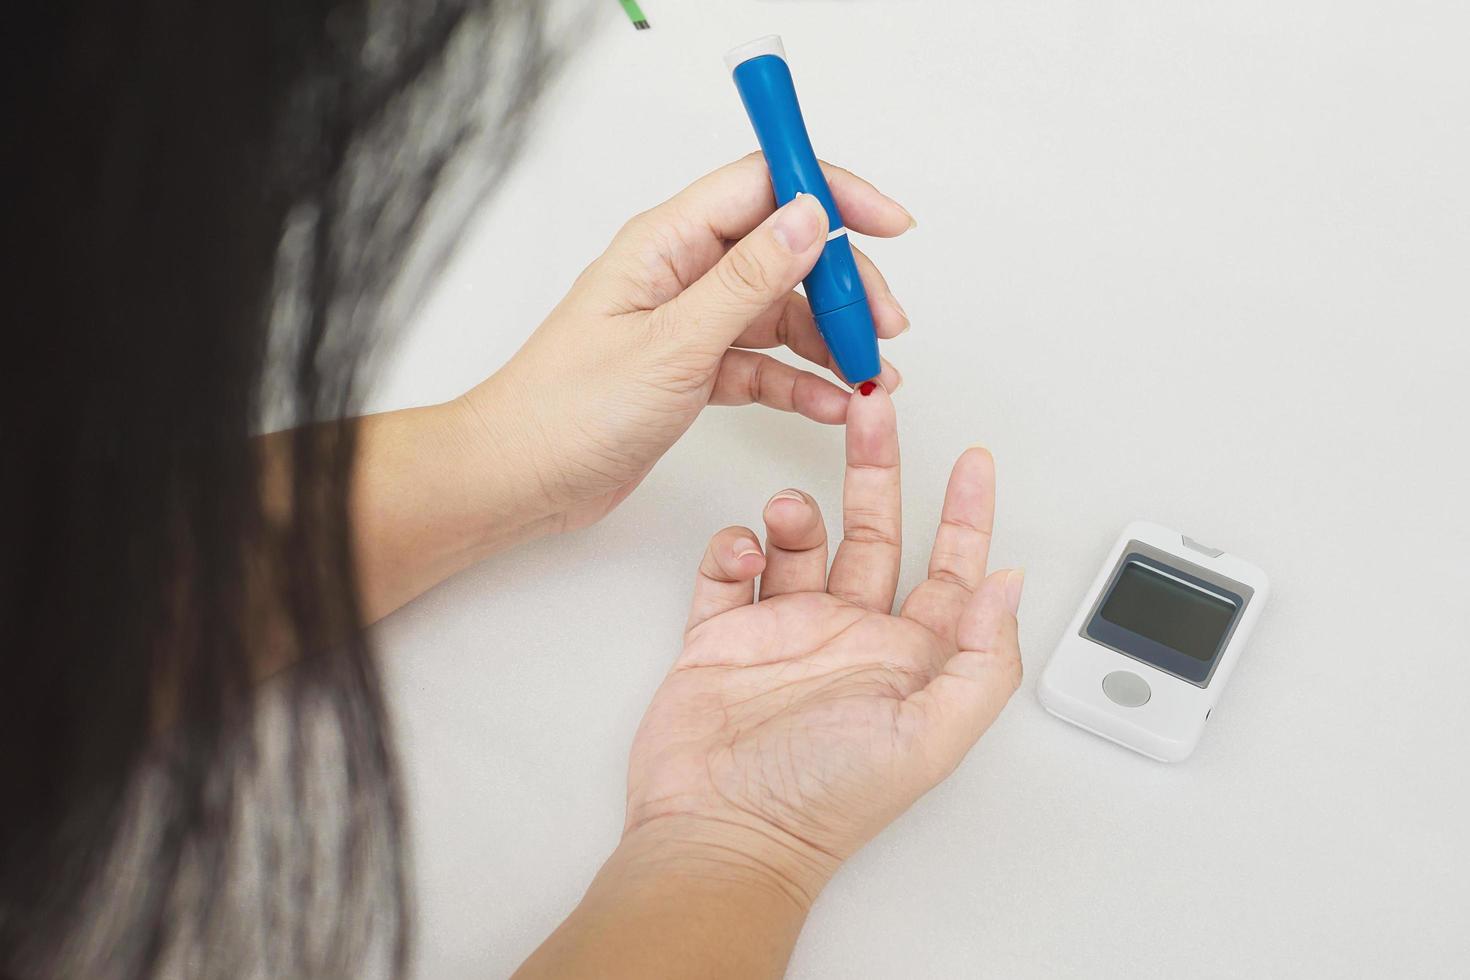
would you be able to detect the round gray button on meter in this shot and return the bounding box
[1102,670,1151,707]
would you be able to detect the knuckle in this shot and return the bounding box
[643,304,678,344]
[843,509,901,547]
[615,208,657,245]
[773,297,797,346]
[773,294,816,353]
[1004,646,1024,693]
[846,459,900,474]
[745,354,766,402]
[717,245,773,300]
[942,516,993,538]
[844,527,902,548]
[928,565,975,590]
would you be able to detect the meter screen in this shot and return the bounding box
[1084,549,1248,686]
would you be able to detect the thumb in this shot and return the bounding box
[660,192,828,351]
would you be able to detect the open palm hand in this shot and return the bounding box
[626,386,1024,899]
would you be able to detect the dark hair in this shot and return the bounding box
[2,2,557,975]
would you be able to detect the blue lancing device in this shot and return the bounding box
[725,35,882,385]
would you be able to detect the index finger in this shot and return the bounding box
[639,153,915,247]
[826,383,902,612]
[821,161,916,238]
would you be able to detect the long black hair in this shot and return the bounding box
[2,2,557,975]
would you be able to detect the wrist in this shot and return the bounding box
[446,374,561,542]
[611,813,838,913]
[518,816,825,979]
[348,396,542,620]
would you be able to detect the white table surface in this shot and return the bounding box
[366,2,1470,976]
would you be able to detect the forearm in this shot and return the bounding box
[254,374,552,629]
[247,354,616,633]
[515,824,822,980]
[347,387,551,622]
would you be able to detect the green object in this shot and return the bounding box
[618,0,650,30]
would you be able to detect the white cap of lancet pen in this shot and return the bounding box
[724,34,787,73]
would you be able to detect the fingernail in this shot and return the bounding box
[899,205,918,231]
[889,366,904,393]
[766,489,806,508]
[895,319,911,337]
[733,539,762,561]
[1004,569,1025,615]
[773,193,825,253]
[857,380,878,397]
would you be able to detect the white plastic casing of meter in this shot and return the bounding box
[1038,521,1269,762]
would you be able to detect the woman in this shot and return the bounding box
[2,2,1021,977]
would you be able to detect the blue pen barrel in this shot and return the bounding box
[730,49,881,384]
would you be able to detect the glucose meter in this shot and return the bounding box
[1038,522,1269,762]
